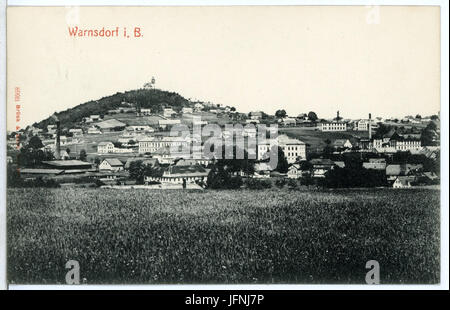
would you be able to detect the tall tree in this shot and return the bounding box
[307,111,318,122]
[272,146,289,173]
[79,149,87,161]
[28,136,44,150]
[275,109,287,118]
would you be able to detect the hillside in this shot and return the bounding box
[33,88,193,130]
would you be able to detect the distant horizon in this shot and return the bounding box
[9,85,441,132]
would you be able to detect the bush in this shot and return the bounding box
[275,178,287,188]
[245,178,272,190]
[287,178,298,189]
[320,167,387,188]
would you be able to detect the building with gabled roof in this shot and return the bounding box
[99,158,124,172]
[95,119,126,132]
[309,158,335,178]
[392,176,412,188]
[333,139,352,149]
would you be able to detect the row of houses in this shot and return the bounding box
[282,156,438,188]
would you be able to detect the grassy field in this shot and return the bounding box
[7,188,440,284]
[279,127,369,153]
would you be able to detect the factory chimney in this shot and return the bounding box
[337,110,340,120]
[368,113,372,140]
[52,114,61,160]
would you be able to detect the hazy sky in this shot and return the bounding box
[7,6,440,130]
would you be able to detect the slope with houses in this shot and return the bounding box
[7,88,440,189]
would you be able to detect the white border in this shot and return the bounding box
[2,0,449,291]
[0,0,7,292]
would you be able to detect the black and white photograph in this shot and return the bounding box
[1,1,448,292]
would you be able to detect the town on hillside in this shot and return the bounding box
[7,91,441,190]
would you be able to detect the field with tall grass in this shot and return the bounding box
[7,187,440,284]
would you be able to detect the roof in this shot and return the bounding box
[386,164,403,176]
[333,139,351,147]
[139,136,186,143]
[102,158,124,166]
[394,176,413,186]
[423,172,439,180]
[98,141,113,146]
[310,158,335,166]
[288,164,301,170]
[42,160,92,167]
[259,134,305,145]
[334,161,346,168]
[19,168,64,175]
[384,129,397,139]
[175,159,204,166]
[164,164,209,177]
[96,119,126,129]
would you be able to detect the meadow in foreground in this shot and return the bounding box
[7,187,440,284]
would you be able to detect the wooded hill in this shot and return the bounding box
[32,88,194,130]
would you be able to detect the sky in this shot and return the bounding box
[6,6,440,131]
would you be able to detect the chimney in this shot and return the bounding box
[368,113,372,140]
[337,110,340,120]
[52,114,61,160]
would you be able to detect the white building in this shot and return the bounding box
[182,107,193,114]
[163,108,176,118]
[356,119,369,131]
[287,163,302,179]
[138,136,189,154]
[140,108,151,115]
[257,134,306,164]
[99,158,124,172]
[320,122,347,132]
[97,142,114,153]
[393,139,422,151]
[87,126,102,135]
[333,139,353,149]
[246,119,260,124]
[125,125,154,133]
[159,119,181,129]
[69,128,83,137]
[194,103,204,111]
[279,117,296,126]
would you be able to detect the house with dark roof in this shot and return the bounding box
[41,160,95,174]
[333,139,352,149]
[19,168,64,179]
[309,158,335,177]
